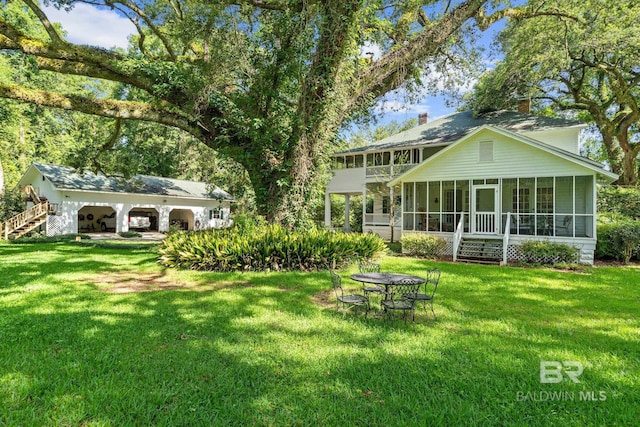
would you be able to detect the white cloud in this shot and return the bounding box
[43,4,136,49]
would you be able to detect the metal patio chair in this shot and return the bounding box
[407,268,441,320]
[381,278,420,330]
[358,261,385,296]
[331,270,370,318]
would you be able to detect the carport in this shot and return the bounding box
[127,208,159,231]
[169,209,195,231]
[78,206,116,233]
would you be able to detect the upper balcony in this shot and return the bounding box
[330,148,424,188]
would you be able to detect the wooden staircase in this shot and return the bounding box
[1,185,53,240]
[456,237,503,265]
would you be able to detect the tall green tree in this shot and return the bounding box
[0,0,533,224]
[468,0,640,185]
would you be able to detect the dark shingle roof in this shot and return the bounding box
[33,163,233,201]
[337,110,585,154]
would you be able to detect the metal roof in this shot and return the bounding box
[336,110,585,155]
[31,163,234,201]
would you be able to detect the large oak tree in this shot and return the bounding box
[1,0,523,224]
[468,0,640,186]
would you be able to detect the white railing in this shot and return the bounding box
[365,163,417,178]
[503,212,511,266]
[364,213,401,227]
[474,213,496,234]
[365,165,392,177]
[453,213,464,262]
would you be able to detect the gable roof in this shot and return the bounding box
[337,110,585,155]
[22,163,234,201]
[387,125,618,186]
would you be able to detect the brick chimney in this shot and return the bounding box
[418,112,429,125]
[517,98,531,114]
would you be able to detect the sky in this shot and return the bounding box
[42,3,501,126]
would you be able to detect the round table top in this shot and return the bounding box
[350,272,425,285]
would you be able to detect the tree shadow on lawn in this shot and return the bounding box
[1,247,638,425]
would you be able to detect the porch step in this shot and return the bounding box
[457,238,502,265]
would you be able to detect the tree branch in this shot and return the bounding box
[0,18,190,105]
[0,84,203,137]
[22,0,66,45]
[347,0,486,113]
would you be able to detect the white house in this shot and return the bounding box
[8,162,233,237]
[325,109,618,264]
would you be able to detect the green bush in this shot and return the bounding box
[598,186,640,219]
[118,231,142,238]
[519,241,579,265]
[596,214,640,263]
[158,223,386,272]
[400,233,446,259]
[9,234,90,244]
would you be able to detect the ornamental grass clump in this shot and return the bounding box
[158,223,385,272]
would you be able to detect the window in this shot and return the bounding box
[369,152,391,166]
[210,208,223,219]
[513,188,530,212]
[394,150,410,165]
[382,196,390,214]
[478,141,494,162]
[366,196,374,213]
[536,187,553,213]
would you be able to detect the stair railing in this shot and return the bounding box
[24,185,42,204]
[503,212,511,266]
[3,201,49,239]
[453,213,464,262]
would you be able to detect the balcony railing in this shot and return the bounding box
[364,213,402,227]
[365,163,416,178]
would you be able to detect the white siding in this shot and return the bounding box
[523,128,582,154]
[406,129,595,182]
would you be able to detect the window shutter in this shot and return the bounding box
[478,141,494,162]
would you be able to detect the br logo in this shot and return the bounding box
[540,361,584,383]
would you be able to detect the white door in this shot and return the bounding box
[472,185,499,234]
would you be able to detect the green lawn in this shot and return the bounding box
[0,241,638,426]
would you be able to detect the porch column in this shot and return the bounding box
[324,193,331,228]
[344,194,351,232]
[389,185,395,242]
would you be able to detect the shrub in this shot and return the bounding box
[597,186,640,219]
[519,241,579,265]
[158,223,386,272]
[9,233,90,244]
[596,214,640,263]
[400,233,446,259]
[118,231,142,238]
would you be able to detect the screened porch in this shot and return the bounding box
[401,175,595,238]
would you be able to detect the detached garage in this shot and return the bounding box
[14,163,234,236]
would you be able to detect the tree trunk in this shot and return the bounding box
[597,127,624,180]
[0,157,4,194]
[616,130,640,186]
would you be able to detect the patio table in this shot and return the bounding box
[350,272,424,298]
[350,272,425,316]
